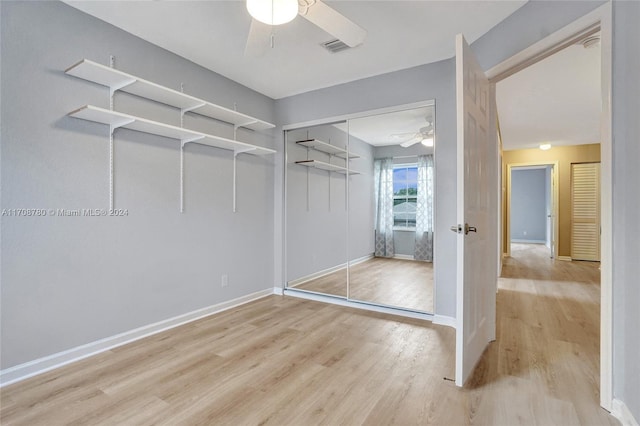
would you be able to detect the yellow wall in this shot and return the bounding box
[502,143,600,258]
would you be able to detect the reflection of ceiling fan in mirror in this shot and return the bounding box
[392,121,434,148]
[245,0,367,55]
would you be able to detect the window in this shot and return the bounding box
[393,164,418,228]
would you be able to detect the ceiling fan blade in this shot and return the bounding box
[390,132,418,139]
[244,19,273,57]
[300,0,366,47]
[400,138,421,148]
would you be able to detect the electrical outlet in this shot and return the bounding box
[221,274,228,288]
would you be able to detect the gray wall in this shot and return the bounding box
[0,1,276,369]
[510,168,547,242]
[348,137,375,262]
[612,0,640,420]
[393,230,416,257]
[276,60,457,317]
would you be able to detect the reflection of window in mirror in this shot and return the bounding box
[393,164,418,229]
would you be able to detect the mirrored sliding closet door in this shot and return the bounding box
[347,106,435,313]
[285,103,435,314]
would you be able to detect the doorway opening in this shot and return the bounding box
[506,163,558,260]
[488,3,611,411]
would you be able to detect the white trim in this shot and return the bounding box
[486,6,604,82]
[486,2,612,410]
[287,254,373,287]
[557,256,573,262]
[597,2,613,412]
[511,239,546,244]
[283,289,434,321]
[282,100,435,131]
[392,254,415,261]
[612,399,640,426]
[432,314,456,329]
[273,286,284,295]
[393,227,416,232]
[0,288,274,387]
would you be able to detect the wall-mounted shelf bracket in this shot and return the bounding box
[232,121,259,140]
[108,117,135,210]
[181,103,206,115]
[109,125,114,211]
[231,147,259,213]
[233,152,239,213]
[179,135,206,213]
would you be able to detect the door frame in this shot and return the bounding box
[486,3,613,411]
[505,162,559,258]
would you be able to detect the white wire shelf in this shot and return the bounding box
[295,160,360,175]
[66,59,275,131]
[295,139,359,159]
[69,105,275,156]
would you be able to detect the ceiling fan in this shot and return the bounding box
[393,121,435,148]
[245,0,367,55]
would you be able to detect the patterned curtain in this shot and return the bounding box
[415,154,434,261]
[374,158,394,257]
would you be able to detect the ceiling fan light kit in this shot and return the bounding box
[421,137,434,147]
[246,0,298,25]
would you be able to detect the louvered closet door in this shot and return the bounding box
[571,163,601,261]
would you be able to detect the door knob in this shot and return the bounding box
[450,224,462,233]
[464,223,477,235]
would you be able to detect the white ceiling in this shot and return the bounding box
[497,40,601,151]
[342,106,434,146]
[63,1,599,150]
[64,0,526,99]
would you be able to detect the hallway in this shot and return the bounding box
[466,243,613,424]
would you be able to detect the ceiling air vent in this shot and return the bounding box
[322,39,351,54]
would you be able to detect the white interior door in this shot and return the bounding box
[455,34,497,386]
[547,166,554,256]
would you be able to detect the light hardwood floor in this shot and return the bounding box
[0,244,617,425]
[293,257,434,312]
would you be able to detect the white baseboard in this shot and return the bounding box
[0,288,274,387]
[557,256,572,262]
[612,399,640,426]
[283,289,434,321]
[351,254,374,266]
[287,254,374,287]
[432,314,456,329]
[273,286,284,295]
[511,239,546,244]
[392,254,415,260]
